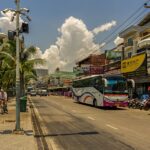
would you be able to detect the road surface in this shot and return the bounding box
[31,95,150,150]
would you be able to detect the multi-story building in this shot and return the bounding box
[119,12,150,97]
[74,54,108,76]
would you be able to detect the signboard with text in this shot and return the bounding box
[121,53,147,77]
[73,66,103,75]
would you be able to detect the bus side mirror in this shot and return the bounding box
[127,79,135,88]
[102,78,107,87]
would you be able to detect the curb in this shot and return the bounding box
[29,98,55,150]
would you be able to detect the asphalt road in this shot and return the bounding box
[31,95,150,150]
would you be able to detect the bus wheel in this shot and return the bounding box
[93,99,97,107]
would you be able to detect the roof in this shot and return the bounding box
[73,74,125,81]
[74,75,102,81]
[119,26,138,38]
[76,54,92,64]
[138,12,150,26]
[76,54,102,64]
[50,71,76,79]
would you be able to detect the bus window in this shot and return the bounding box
[105,77,128,94]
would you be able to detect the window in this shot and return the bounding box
[128,52,132,58]
[127,38,133,46]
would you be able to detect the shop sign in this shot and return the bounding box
[105,50,121,60]
[105,69,121,75]
[73,66,103,75]
[121,53,147,77]
[121,53,146,73]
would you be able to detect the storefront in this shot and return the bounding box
[121,52,149,97]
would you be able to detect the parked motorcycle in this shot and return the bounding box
[128,98,141,109]
[143,99,150,111]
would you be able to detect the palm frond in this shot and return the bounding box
[0,51,15,62]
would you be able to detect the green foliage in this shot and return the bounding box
[0,39,45,92]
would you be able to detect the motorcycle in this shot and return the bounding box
[143,99,150,111]
[128,98,140,109]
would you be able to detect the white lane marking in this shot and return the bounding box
[88,116,95,120]
[106,124,118,130]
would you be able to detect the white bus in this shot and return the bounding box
[72,75,130,107]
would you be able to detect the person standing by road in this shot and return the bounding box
[0,88,8,114]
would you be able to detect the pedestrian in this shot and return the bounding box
[0,88,8,114]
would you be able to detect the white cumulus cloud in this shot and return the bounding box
[0,11,23,33]
[93,20,117,35]
[114,36,124,46]
[42,16,100,72]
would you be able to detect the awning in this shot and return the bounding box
[138,38,150,48]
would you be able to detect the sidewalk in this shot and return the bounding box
[0,98,36,150]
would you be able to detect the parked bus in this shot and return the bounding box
[72,75,130,107]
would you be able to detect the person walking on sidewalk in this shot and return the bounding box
[0,88,8,114]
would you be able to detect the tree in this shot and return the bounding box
[0,40,45,96]
[20,46,45,96]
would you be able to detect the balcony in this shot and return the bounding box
[140,33,150,40]
[138,38,150,48]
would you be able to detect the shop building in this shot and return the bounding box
[119,12,150,97]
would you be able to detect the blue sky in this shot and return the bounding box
[0,0,149,51]
[0,0,150,72]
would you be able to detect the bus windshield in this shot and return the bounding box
[104,77,128,94]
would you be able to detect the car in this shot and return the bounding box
[30,90,37,96]
[40,89,48,96]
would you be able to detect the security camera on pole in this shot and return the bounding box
[2,0,31,132]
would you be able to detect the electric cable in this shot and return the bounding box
[100,0,150,47]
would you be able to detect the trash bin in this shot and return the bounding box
[20,96,27,112]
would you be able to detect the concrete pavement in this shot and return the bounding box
[0,98,36,150]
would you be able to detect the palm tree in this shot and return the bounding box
[0,40,15,91]
[20,46,45,96]
[0,40,45,96]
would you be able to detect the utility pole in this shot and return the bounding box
[2,0,30,132]
[15,0,21,131]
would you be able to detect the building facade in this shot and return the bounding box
[74,54,108,76]
[119,12,150,97]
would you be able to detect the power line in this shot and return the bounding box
[120,9,148,32]
[100,0,150,47]
[104,9,148,47]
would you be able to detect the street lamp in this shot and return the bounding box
[2,0,30,132]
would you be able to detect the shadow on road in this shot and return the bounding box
[35,131,99,137]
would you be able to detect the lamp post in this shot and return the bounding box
[15,0,21,131]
